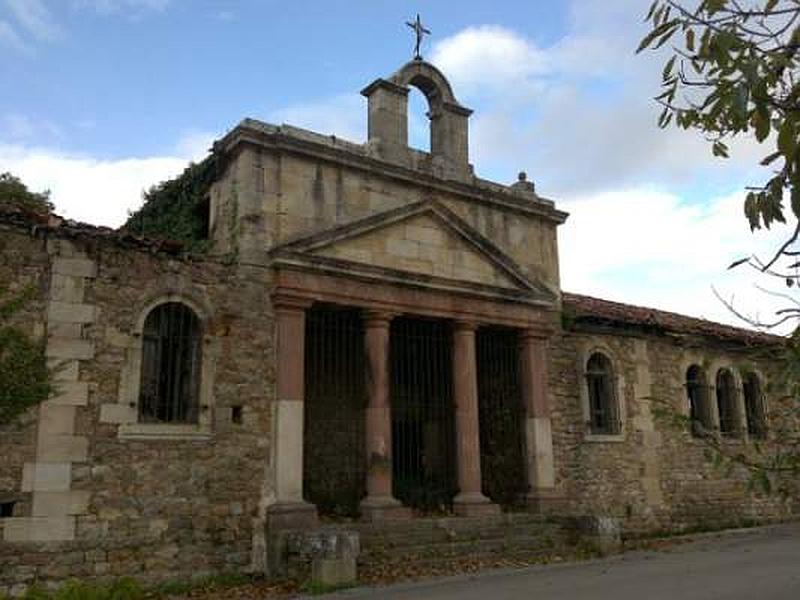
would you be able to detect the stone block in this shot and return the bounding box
[21,462,71,492]
[32,490,90,517]
[2,516,76,542]
[37,434,88,462]
[46,338,95,360]
[48,322,83,338]
[386,238,418,259]
[47,381,89,406]
[37,404,76,436]
[48,301,96,324]
[99,403,137,424]
[50,274,85,303]
[52,258,96,279]
[49,359,80,382]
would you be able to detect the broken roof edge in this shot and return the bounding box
[0,203,190,257]
[563,291,785,347]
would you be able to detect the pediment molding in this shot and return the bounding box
[269,200,557,307]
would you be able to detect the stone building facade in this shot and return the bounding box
[0,59,793,591]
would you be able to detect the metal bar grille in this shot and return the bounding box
[743,373,767,439]
[303,304,366,518]
[716,369,739,436]
[139,302,201,423]
[390,316,456,513]
[586,353,620,435]
[686,366,713,435]
[476,326,527,510]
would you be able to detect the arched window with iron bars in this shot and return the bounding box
[139,302,202,424]
[743,372,767,439]
[586,352,620,435]
[715,368,739,436]
[686,365,712,436]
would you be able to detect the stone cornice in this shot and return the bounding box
[214,121,569,225]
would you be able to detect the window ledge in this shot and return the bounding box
[584,432,625,443]
[118,423,212,441]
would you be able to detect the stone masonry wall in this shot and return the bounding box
[0,227,50,530]
[549,328,792,534]
[0,226,277,595]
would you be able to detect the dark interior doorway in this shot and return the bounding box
[303,304,366,518]
[476,326,528,509]
[390,316,457,513]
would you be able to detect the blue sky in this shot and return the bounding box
[0,0,790,329]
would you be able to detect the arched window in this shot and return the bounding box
[586,352,619,435]
[139,302,202,424]
[715,368,739,436]
[743,372,766,439]
[686,365,711,435]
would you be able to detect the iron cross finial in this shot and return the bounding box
[405,14,430,61]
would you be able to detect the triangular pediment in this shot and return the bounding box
[269,201,556,306]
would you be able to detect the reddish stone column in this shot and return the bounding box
[267,296,318,530]
[360,311,409,520]
[519,329,558,512]
[452,321,499,516]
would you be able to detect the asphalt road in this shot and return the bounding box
[325,524,800,600]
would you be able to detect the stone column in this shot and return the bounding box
[519,329,558,512]
[267,296,317,529]
[360,311,409,520]
[452,321,499,516]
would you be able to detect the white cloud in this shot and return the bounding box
[0,18,29,52]
[559,186,793,332]
[4,0,61,41]
[73,0,172,13]
[430,25,548,95]
[0,130,214,228]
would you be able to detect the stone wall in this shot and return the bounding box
[0,224,278,594]
[0,226,50,529]
[549,328,791,534]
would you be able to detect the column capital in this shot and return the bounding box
[272,293,313,313]
[363,309,396,328]
[453,320,477,333]
[519,327,551,344]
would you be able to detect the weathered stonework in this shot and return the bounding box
[0,57,794,593]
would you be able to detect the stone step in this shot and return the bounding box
[359,534,558,566]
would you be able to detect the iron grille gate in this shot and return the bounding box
[475,327,528,509]
[303,305,366,518]
[390,317,457,513]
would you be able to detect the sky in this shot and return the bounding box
[0,0,793,331]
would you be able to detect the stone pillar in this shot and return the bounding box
[360,311,409,521]
[452,321,499,516]
[519,329,558,512]
[267,296,317,530]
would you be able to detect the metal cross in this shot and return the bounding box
[406,14,430,61]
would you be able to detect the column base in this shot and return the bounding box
[453,492,500,517]
[526,490,565,515]
[360,496,412,521]
[266,501,319,530]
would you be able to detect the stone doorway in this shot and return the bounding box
[390,316,457,513]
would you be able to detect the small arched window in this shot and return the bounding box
[715,368,739,436]
[686,365,711,435]
[586,352,620,435]
[139,302,202,424]
[743,372,766,439]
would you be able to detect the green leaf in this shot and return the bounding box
[765,0,779,13]
[778,119,796,157]
[686,28,695,52]
[662,55,677,81]
[761,151,781,166]
[637,18,680,53]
